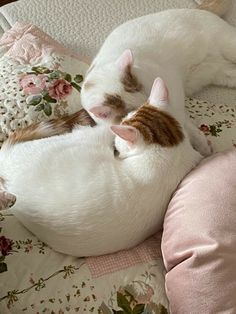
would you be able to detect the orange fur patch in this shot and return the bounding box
[61,108,96,128]
[121,65,142,93]
[123,103,184,146]
[197,0,229,17]
[3,109,95,147]
[103,94,127,122]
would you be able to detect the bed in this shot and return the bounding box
[0,1,236,313]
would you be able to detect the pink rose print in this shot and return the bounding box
[25,244,33,253]
[0,236,13,256]
[226,122,233,128]
[134,285,154,304]
[48,79,72,100]
[199,124,210,135]
[121,282,154,304]
[20,74,47,95]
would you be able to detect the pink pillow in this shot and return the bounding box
[162,149,236,313]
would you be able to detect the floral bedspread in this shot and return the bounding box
[1,94,236,313]
[0,21,236,314]
[186,97,236,152]
[0,20,168,314]
[0,22,89,147]
[0,210,168,314]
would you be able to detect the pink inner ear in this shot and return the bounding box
[116,49,133,72]
[110,125,138,144]
[89,106,112,119]
[149,77,169,106]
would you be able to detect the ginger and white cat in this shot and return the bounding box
[0,78,201,257]
[81,3,233,156]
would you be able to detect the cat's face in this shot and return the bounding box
[111,77,184,159]
[81,50,146,125]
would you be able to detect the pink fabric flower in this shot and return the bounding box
[20,74,47,95]
[25,244,33,253]
[0,236,13,256]
[199,124,210,135]
[48,79,72,100]
[134,285,154,304]
[124,283,154,304]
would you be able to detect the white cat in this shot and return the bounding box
[81,4,234,156]
[0,78,201,257]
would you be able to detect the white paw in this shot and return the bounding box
[185,119,213,157]
[192,131,212,157]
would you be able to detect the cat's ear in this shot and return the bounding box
[111,125,139,145]
[89,105,112,119]
[148,77,169,107]
[116,49,133,73]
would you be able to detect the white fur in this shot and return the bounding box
[0,82,202,257]
[81,8,236,155]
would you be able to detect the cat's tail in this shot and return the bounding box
[2,108,95,148]
[196,0,231,17]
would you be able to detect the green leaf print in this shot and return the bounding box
[71,82,81,92]
[43,94,57,103]
[0,262,7,273]
[159,304,169,314]
[117,292,132,314]
[35,103,45,112]
[209,125,222,137]
[26,95,42,106]
[133,304,145,314]
[48,70,61,80]
[64,73,72,82]
[32,66,52,74]
[43,103,52,116]
[74,74,83,83]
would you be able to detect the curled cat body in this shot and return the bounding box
[0,79,201,257]
[81,2,234,155]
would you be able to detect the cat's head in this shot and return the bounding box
[81,49,146,124]
[111,77,184,159]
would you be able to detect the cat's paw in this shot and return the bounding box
[193,133,212,157]
[0,191,16,210]
[185,119,213,157]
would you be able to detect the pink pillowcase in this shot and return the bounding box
[162,149,236,313]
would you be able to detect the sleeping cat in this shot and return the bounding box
[0,108,95,211]
[0,78,202,257]
[81,3,234,156]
